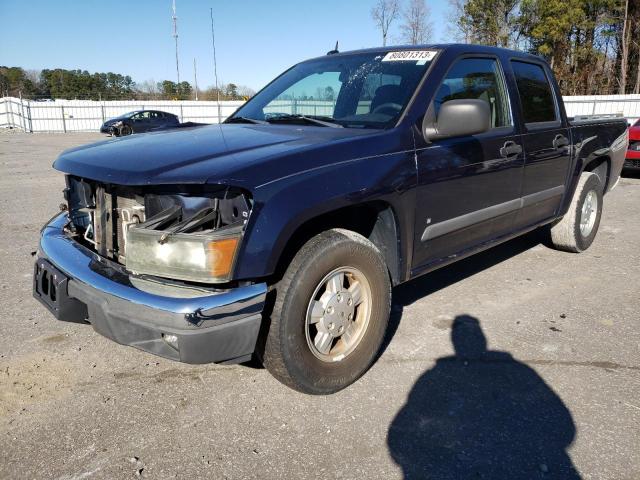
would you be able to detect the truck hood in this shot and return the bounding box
[54,124,374,187]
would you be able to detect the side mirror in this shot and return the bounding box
[427,99,491,140]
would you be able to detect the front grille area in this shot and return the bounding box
[94,187,146,262]
[625,159,640,168]
[65,177,145,263]
[64,175,251,268]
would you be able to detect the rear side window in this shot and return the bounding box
[511,61,557,123]
[433,57,511,128]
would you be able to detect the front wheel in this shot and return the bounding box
[263,229,391,394]
[548,172,603,252]
[120,124,133,136]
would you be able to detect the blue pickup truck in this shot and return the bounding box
[34,44,628,394]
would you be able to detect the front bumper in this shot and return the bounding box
[625,145,640,169]
[33,213,267,364]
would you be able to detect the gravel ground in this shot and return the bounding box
[1,132,639,479]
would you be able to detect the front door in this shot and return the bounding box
[131,111,151,132]
[412,56,524,274]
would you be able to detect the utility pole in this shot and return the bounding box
[172,0,180,84]
[193,58,199,101]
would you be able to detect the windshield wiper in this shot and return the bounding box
[266,114,344,128]
[225,116,269,125]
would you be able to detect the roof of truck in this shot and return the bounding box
[305,43,546,64]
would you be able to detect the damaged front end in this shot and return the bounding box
[64,176,252,284]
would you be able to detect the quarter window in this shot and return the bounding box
[433,57,511,129]
[511,61,557,123]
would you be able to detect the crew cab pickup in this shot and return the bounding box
[34,44,628,394]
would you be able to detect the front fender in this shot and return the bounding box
[233,150,417,281]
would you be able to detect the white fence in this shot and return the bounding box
[1,95,639,133]
[563,94,640,124]
[0,98,245,132]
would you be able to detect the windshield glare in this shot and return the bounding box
[230,51,435,129]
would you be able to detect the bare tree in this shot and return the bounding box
[400,0,433,45]
[236,85,256,99]
[371,0,401,47]
[136,80,160,100]
[24,69,41,85]
[446,0,471,43]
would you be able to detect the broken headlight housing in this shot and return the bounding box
[125,189,250,284]
[125,226,241,283]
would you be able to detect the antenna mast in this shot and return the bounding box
[172,0,180,84]
[210,7,221,122]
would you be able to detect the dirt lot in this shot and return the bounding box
[1,132,639,479]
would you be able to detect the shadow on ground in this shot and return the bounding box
[386,314,580,479]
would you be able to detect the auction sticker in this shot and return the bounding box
[382,50,437,65]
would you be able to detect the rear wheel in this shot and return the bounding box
[548,172,603,252]
[263,229,391,394]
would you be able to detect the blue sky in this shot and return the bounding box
[0,0,453,91]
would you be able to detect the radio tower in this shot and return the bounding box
[172,0,180,84]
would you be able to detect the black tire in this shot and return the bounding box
[120,124,133,136]
[263,229,391,394]
[548,172,603,252]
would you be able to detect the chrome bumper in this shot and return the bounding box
[34,213,267,364]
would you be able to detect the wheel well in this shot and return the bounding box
[583,156,610,192]
[273,202,401,285]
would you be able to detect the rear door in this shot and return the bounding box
[412,55,524,273]
[149,111,162,127]
[510,60,571,227]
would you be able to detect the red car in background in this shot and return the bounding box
[626,118,640,170]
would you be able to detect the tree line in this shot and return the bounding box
[0,66,255,101]
[372,0,639,95]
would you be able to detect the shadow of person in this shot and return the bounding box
[387,315,580,480]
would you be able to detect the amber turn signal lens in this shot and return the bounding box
[207,237,240,278]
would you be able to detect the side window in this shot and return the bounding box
[133,112,150,120]
[511,61,557,124]
[433,57,511,129]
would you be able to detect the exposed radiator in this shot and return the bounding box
[93,186,145,262]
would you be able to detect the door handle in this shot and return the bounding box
[500,141,522,158]
[553,134,569,149]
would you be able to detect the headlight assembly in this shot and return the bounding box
[125,226,241,283]
[124,188,251,283]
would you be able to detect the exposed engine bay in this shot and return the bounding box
[64,176,251,282]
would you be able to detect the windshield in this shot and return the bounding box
[229,50,437,129]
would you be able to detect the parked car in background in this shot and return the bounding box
[625,118,640,170]
[100,110,179,136]
[35,44,628,394]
